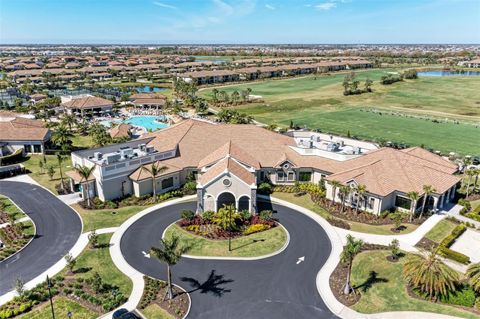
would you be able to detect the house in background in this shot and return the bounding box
[0,111,51,155]
[61,95,114,117]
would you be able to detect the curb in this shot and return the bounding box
[161,220,291,261]
[0,195,36,264]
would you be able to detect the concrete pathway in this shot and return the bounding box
[57,192,83,205]
[0,227,117,306]
[450,228,480,263]
[107,195,463,319]
[1,174,39,185]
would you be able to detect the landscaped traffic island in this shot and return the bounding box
[163,206,288,257]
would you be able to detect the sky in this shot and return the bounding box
[0,0,479,44]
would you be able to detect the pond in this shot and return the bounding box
[134,86,168,93]
[418,70,480,77]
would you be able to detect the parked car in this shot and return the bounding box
[112,309,140,319]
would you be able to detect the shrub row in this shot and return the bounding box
[438,223,470,264]
[439,224,466,248]
[243,224,271,235]
[439,285,476,308]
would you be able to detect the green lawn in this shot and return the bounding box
[351,250,477,319]
[0,196,26,220]
[21,154,71,194]
[19,296,98,319]
[164,223,287,257]
[271,192,419,235]
[72,204,150,232]
[65,233,132,296]
[424,219,458,243]
[200,69,480,155]
[140,304,174,319]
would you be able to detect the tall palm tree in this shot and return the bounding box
[51,124,73,151]
[406,191,420,222]
[403,249,459,300]
[57,154,66,191]
[150,234,191,300]
[466,263,480,293]
[420,185,436,220]
[75,165,95,208]
[61,113,78,132]
[354,184,367,214]
[141,162,168,201]
[464,169,476,198]
[339,185,350,214]
[341,235,363,295]
[329,180,342,207]
[473,168,480,193]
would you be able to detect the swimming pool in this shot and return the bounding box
[123,115,169,131]
[100,116,169,131]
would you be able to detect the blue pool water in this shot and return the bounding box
[418,70,480,77]
[123,116,169,131]
[135,86,167,93]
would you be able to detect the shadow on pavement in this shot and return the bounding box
[180,269,234,297]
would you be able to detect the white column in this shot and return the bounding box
[433,196,439,213]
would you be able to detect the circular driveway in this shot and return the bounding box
[0,181,82,295]
[121,200,338,319]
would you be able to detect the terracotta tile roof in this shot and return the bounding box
[0,116,49,141]
[326,148,460,196]
[132,98,166,106]
[129,162,182,182]
[129,93,166,100]
[400,147,457,173]
[62,96,113,109]
[199,157,255,186]
[198,141,260,169]
[144,119,299,169]
[65,170,95,183]
[109,123,132,139]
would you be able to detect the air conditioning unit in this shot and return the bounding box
[146,146,155,153]
[94,152,103,160]
[139,144,146,151]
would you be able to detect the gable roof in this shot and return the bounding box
[109,123,132,139]
[198,141,260,169]
[129,162,182,182]
[199,157,255,186]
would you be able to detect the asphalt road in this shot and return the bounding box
[121,201,338,319]
[0,181,82,295]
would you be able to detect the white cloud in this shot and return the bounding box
[152,1,177,9]
[212,0,235,16]
[265,4,275,10]
[315,2,337,10]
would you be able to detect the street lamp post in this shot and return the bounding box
[67,311,72,319]
[46,275,56,319]
[228,207,232,252]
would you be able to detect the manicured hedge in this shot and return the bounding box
[438,247,470,264]
[439,224,466,248]
[438,223,470,264]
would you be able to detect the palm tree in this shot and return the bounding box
[150,234,191,300]
[329,180,342,207]
[420,185,436,220]
[61,113,77,132]
[353,184,367,214]
[212,88,219,104]
[213,204,237,231]
[406,191,420,222]
[339,185,350,214]
[340,235,363,295]
[141,162,168,201]
[57,154,66,191]
[464,169,476,198]
[51,124,73,151]
[473,168,480,193]
[466,263,480,293]
[403,249,459,300]
[75,165,95,208]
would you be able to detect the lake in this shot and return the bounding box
[418,70,480,77]
[135,86,168,93]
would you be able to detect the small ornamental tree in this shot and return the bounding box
[389,239,400,261]
[88,229,98,249]
[64,253,76,273]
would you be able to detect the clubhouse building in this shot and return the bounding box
[68,119,460,214]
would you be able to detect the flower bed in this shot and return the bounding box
[177,207,277,240]
[138,276,189,319]
[0,272,126,318]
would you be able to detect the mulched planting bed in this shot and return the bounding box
[139,276,189,319]
[178,209,277,240]
[415,237,438,251]
[0,224,33,261]
[330,244,391,307]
